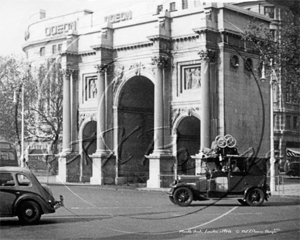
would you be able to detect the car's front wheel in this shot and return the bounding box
[173,187,193,206]
[17,200,42,224]
[245,188,265,206]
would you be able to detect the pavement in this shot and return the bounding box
[36,174,300,198]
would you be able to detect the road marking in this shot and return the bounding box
[70,207,153,209]
[182,206,239,231]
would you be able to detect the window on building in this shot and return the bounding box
[293,116,298,129]
[40,47,45,56]
[264,6,275,18]
[156,5,163,14]
[182,0,188,9]
[170,2,176,11]
[58,44,63,52]
[286,115,291,129]
[52,45,57,54]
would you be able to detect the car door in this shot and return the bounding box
[0,172,17,216]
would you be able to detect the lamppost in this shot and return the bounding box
[261,60,277,192]
[269,60,277,192]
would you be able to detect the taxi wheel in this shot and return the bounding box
[174,187,193,206]
[169,196,177,205]
[237,199,249,206]
[245,188,265,206]
[17,200,42,224]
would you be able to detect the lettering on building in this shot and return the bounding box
[104,11,132,23]
[45,21,77,36]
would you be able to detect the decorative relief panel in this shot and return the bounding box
[78,112,97,129]
[171,107,200,126]
[183,66,201,90]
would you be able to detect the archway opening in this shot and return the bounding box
[177,116,200,175]
[81,121,96,182]
[118,76,154,183]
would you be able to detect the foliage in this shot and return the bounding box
[243,14,300,104]
[0,55,63,157]
[26,58,63,154]
[0,55,28,143]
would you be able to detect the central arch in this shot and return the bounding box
[117,76,154,184]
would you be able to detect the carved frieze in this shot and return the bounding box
[129,62,145,76]
[112,66,125,93]
[171,107,200,126]
[78,112,97,129]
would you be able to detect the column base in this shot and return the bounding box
[146,152,174,188]
[56,150,71,183]
[90,151,115,185]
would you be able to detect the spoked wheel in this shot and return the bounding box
[173,187,193,206]
[246,188,265,206]
[237,199,249,206]
[17,200,41,224]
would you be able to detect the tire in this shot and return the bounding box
[237,199,249,206]
[17,200,42,224]
[245,188,265,206]
[169,196,177,205]
[173,187,193,207]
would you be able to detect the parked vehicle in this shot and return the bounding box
[0,167,63,224]
[285,160,300,177]
[169,155,270,206]
[0,140,18,167]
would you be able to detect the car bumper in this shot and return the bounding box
[54,195,64,209]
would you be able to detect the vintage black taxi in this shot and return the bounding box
[0,167,63,224]
[169,135,271,207]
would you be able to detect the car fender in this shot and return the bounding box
[13,193,55,215]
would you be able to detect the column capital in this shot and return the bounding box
[95,63,111,73]
[198,49,217,62]
[151,55,171,68]
[61,68,77,77]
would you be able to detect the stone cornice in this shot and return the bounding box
[147,35,172,42]
[114,41,153,51]
[90,44,114,51]
[172,34,199,42]
[60,51,79,56]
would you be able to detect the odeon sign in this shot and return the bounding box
[104,11,132,23]
[45,21,77,36]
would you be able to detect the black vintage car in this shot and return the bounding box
[169,155,270,207]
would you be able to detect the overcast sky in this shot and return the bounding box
[0,0,246,57]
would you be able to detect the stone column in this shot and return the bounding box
[146,56,172,188]
[90,64,110,184]
[199,49,215,150]
[192,49,216,175]
[57,68,73,183]
[152,56,166,154]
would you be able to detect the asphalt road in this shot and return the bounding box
[0,185,299,240]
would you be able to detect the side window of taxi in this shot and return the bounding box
[0,172,15,186]
[16,174,32,187]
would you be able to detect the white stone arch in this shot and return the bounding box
[78,115,97,181]
[171,109,201,156]
[113,67,155,107]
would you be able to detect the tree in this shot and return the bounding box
[0,55,28,143]
[26,58,63,156]
[243,11,300,104]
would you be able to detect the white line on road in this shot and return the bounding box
[182,206,239,231]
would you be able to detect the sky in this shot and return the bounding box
[0,0,247,57]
